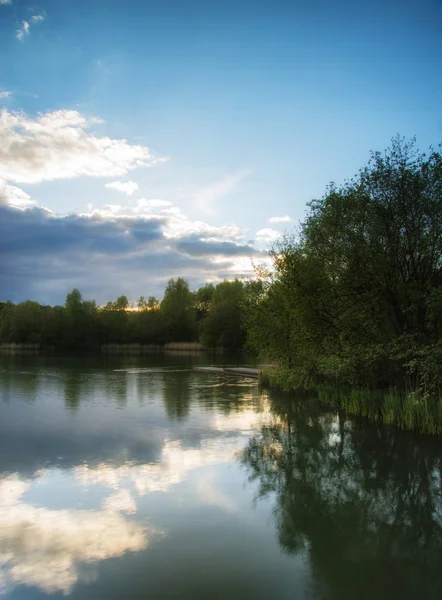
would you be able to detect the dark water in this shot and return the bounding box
[1,355,442,600]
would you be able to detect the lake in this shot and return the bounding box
[1,354,442,600]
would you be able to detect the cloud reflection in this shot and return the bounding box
[0,402,272,596]
[0,475,148,596]
[75,437,245,496]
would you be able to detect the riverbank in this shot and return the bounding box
[259,368,442,435]
[194,366,259,379]
[0,342,225,355]
[101,342,227,354]
[0,343,41,354]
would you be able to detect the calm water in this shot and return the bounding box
[1,355,442,600]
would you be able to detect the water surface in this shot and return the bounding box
[1,355,442,599]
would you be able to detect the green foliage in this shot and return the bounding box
[245,137,442,428]
[65,288,83,312]
[194,283,215,321]
[0,278,252,351]
[113,295,129,310]
[200,279,246,349]
[147,296,158,310]
[160,278,196,342]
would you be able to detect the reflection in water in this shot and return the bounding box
[162,371,192,421]
[241,393,442,600]
[0,359,271,598]
[3,357,442,599]
[0,431,267,597]
[64,373,82,412]
[0,474,148,596]
[75,434,264,496]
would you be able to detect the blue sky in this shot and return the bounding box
[1,0,441,303]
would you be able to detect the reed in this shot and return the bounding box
[259,368,442,435]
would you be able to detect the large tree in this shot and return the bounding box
[160,278,196,342]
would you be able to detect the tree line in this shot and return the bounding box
[0,278,247,351]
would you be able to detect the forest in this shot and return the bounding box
[0,278,247,351]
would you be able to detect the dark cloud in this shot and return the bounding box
[0,204,262,303]
[173,233,260,258]
[0,206,164,256]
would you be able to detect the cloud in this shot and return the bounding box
[0,91,11,99]
[16,14,44,41]
[16,21,30,41]
[175,233,257,258]
[0,178,36,209]
[105,180,139,196]
[0,109,167,184]
[135,198,171,210]
[0,105,266,303]
[0,0,12,4]
[0,194,267,303]
[256,228,281,244]
[269,215,292,223]
[194,169,250,214]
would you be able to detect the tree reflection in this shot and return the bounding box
[162,371,192,421]
[64,372,82,411]
[241,392,442,600]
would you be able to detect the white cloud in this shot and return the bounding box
[138,198,171,209]
[16,21,30,41]
[269,215,292,223]
[0,0,12,5]
[0,178,37,209]
[16,14,44,41]
[0,91,11,99]
[105,180,139,196]
[133,198,172,213]
[194,169,250,215]
[0,109,167,184]
[256,228,281,244]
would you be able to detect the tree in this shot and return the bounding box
[63,289,99,349]
[194,284,215,321]
[113,295,129,311]
[245,137,442,395]
[160,278,196,342]
[200,280,246,349]
[65,288,83,312]
[147,296,159,310]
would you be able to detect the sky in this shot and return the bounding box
[0,0,441,304]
